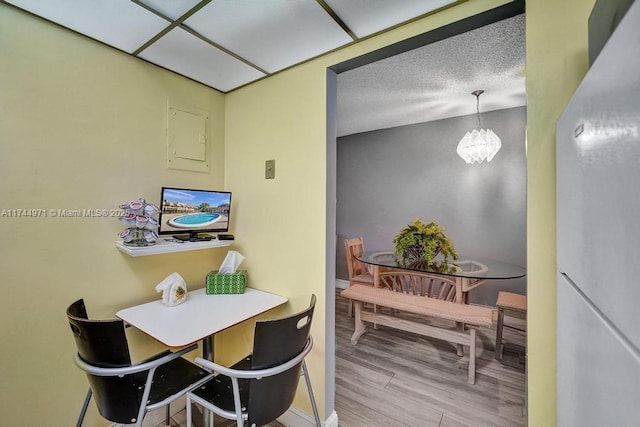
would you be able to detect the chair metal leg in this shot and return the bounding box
[76,388,92,427]
[302,361,322,427]
[186,397,209,427]
[165,405,171,426]
[186,395,193,427]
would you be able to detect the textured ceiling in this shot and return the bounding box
[3,0,459,92]
[337,14,526,136]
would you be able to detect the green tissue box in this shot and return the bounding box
[206,270,247,294]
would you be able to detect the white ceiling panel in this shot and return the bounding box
[138,26,266,92]
[135,0,202,20]
[183,0,353,73]
[325,0,457,38]
[5,0,170,53]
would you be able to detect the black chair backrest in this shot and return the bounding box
[248,294,316,426]
[67,299,141,424]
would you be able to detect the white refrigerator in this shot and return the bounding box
[556,1,640,426]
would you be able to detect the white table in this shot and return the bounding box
[117,287,288,359]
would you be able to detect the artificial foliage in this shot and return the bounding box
[393,219,458,272]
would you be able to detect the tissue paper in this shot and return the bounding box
[218,250,245,274]
[155,272,187,306]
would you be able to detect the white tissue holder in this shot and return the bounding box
[155,272,188,306]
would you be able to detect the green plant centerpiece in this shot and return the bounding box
[392,219,458,272]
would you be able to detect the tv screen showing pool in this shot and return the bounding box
[158,187,231,235]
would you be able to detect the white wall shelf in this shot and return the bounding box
[115,238,231,257]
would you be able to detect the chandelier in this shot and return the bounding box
[457,90,502,164]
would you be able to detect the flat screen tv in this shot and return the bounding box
[158,187,232,241]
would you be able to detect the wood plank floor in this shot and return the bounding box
[157,290,525,427]
[335,289,526,427]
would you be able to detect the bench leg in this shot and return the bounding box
[468,328,476,384]
[454,278,465,356]
[455,322,464,356]
[373,303,379,330]
[350,301,368,345]
[495,306,505,360]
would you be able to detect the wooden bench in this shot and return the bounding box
[341,284,494,384]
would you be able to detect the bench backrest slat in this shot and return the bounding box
[378,271,457,302]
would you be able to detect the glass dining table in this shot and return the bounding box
[357,251,526,304]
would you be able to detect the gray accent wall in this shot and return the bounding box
[336,106,526,305]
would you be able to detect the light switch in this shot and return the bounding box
[265,159,275,179]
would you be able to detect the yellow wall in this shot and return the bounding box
[224,0,515,419]
[224,0,596,424]
[525,0,595,425]
[1,0,600,425]
[0,6,228,425]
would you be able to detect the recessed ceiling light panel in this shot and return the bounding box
[183,0,353,73]
[135,0,202,21]
[325,0,457,38]
[5,0,170,53]
[139,26,266,92]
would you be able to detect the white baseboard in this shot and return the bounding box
[278,407,338,427]
[324,410,339,427]
[335,278,349,289]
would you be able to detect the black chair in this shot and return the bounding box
[67,298,213,427]
[186,295,321,427]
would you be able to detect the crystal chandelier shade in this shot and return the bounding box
[457,90,502,164]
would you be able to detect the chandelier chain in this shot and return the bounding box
[472,89,484,129]
[476,93,481,129]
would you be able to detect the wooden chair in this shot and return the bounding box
[495,291,527,360]
[344,237,374,316]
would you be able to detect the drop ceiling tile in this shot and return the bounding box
[135,0,202,21]
[5,0,170,53]
[138,26,266,92]
[183,0,353,73]
[325,0,457,38]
